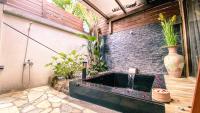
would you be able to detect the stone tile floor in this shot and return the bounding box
[0,86,119,113]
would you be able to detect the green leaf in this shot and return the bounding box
[45,63,52,67]
[51,56,58,60]
[78,34,96,42]
[158,13,177,46]
[71,50,77,55]
[59,52,67,59]
[88,36,97,41]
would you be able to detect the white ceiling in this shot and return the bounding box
[81,0,147,18]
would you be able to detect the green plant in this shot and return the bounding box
[46,50,84,79]
[79,34,108,76]
[52,0,97,28]
[53,0,107,75]
[52,0,71,9]
[158,13,177,46]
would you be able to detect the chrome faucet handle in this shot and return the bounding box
[27,59,34,66]
[23,59,34,66]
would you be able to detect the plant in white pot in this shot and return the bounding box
[158,13,184,78]
[46,50,84,91]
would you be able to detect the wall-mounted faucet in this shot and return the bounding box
[128,68,138,89]
[0,65,4,70]
[82,61,87,80]
[23,59,34,66]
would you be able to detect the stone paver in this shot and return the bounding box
[0,106,19,113]
[0,86,119,113]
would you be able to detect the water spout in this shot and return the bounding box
[128,68,137,89]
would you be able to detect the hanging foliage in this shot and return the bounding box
[52,0,98,28]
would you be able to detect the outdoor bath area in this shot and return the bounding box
[0,0,199,113]
[0,76,196,113]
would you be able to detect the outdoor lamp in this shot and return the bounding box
[82,61,87,80]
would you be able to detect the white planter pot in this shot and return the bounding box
[164,47,184,78]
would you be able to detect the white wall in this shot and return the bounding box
[0,12,87,93]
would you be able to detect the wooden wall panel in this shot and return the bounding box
[98,17,109,35]
[4,0,83,31]
[45,3,83,31]
[7,0,43,16]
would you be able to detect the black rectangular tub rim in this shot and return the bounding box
[69,72,166,113]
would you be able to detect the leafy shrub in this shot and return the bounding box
[79,34,108,76]
[158,13,177,46]
[46,50,84,79]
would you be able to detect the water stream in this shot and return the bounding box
[128,73,135,89]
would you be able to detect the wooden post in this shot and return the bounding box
[115,0,126,14]
[178,0,190,77]
[42,0,47,17]
[108,21,112,34]
[0,3,3,40]
[191,61,200,113]
[0,3,4,67]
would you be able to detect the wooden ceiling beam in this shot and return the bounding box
[108,1,176,22]
[108,4,152,22]
[115,0,126,14]
[82,0,109,19]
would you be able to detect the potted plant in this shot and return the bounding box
[79,34,108,76]
[46,50,84,91]
[158,13,184,78]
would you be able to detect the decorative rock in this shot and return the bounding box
[40,107,53,113]
[11,92,26,98]
[61,104,72,112]
[61,100,70,104]
[52,102,61,108]
[28,108,43,113]
[53,79,68,92]
[0,101,7,104]
[48,94,54,97]
[0,97,16,102]
[0,103,13,109]
[68,102,84,110]
[13,99,27,107]
[56,92,67,99]
[28,91,44,102]
[33,95,48,105]
[51,108,60,113]
[0,93,13,98]
[21,105,35,113]
[83,109,97,113]
[36,100,51,108]
[31,86,49,92]
[71,108,82,113]
[0,106,19,113]
[48,96,62,103]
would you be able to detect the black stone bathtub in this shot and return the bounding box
[69,72,166,113]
